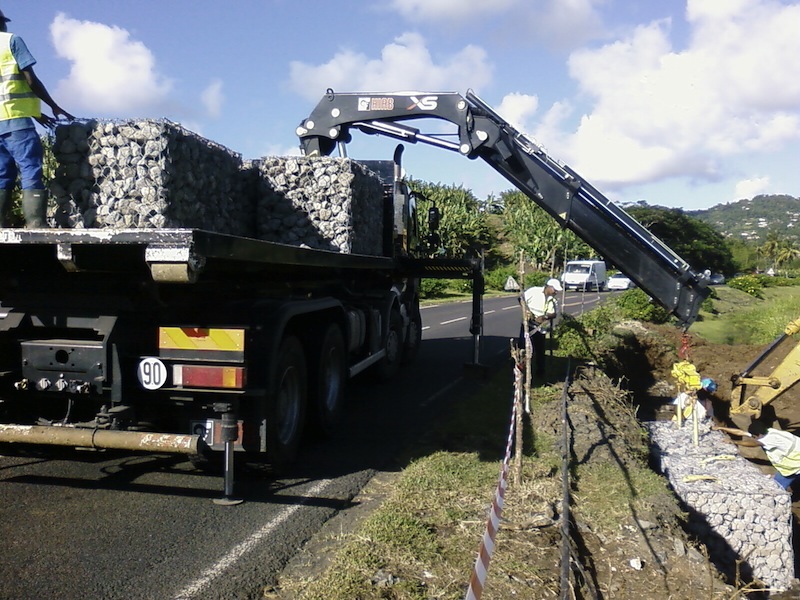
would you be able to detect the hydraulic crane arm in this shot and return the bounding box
[297,89,710,326]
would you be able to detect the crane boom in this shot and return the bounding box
[297,89,710,326]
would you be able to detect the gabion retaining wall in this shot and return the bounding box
[647,420,793,591]
[48,121,386,255]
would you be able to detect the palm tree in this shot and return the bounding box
[775,239,800,275]
[759,230,783,272]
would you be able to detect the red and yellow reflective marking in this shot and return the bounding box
[158,327,245,361]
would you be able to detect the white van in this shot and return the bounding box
[561,260,607,292]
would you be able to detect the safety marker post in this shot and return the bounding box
[464,377,517,600]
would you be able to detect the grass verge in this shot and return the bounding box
[277,358,676,599]
[693,286,799,344]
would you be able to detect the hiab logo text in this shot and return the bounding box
[407,95,438,111]
[358,97,395,111]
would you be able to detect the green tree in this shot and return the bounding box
[725,238,758,273]
[498,190,591,272]
[759,229,782,271]
[626,205,736,275]
[409,180,489,259]
[775,239,800,274]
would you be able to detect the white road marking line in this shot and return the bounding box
[422,326,430,331]
[173,478,334,600]
[485,310,496,314]
[421,377,463,407]
[421,346,511,408]
[440,317,468,325]
[501,305,518,311]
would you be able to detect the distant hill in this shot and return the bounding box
[688,194,800,243]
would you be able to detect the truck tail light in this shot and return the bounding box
[172,365,246,389]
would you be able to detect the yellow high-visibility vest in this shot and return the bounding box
[761,429,800,477]
[0,32,41,120]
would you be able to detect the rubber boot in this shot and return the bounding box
[22,189,49,228]
[0,188,9,227]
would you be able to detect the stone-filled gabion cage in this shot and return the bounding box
[47,120,387,256]
[50,120,255,236]
[647,420,794,591]
[253,156,385,255]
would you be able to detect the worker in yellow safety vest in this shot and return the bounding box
[0,8,73,227]
[716,422,800,490]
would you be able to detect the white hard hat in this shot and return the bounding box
[546,278,563,292]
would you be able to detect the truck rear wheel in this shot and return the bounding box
[401,309,422,364]
[266,335,307,469]
[309,323,346,436]
[376,310,403,380]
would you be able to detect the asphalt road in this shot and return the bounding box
[0,290,604,600]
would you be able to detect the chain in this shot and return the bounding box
[678,332,692,361]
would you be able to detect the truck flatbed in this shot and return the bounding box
[0,228,477,284]
[0,228,390,280]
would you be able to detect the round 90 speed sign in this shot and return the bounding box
[138,357,168,390]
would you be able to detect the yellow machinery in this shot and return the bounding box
[729,317,800,421]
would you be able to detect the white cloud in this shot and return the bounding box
[550,0,800,189]
[260,144,302,158]
[288,32,492,101]
[496,93,539,133]
[50,13,172,115]
[735,176,770,200]
[201,79,224,119]
[388,0,604,50]
[388,0,517,22]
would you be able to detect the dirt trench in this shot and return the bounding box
[576,320,800,598]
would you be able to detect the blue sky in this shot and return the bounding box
[6,0,799,211]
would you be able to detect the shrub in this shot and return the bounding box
[727,274,764,298]
[554,303,622,360]
[699,296,716,316]
[419,278,473,298]
[765,275,797,287]
[554,314,595,359]
[579,303,618,334]
[521,271,551,288]
[420,278,448,298]
[613,288,670,323]
[483,264,519,291]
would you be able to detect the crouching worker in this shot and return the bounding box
[716,422,800,490]
[672,378,718,422]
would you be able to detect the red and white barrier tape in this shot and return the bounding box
[464,365,520,600]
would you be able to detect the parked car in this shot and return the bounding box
[709,273,726,285]
[607,272,634,290]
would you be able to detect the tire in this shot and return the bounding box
[309,324,347,437]
[376,310,403,380]
[401,308,422,364]
[266,335,307,469]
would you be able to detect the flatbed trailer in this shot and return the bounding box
[0,161,481,499]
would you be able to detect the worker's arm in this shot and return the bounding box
[22,66,74,122]
[714,426,753,438]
